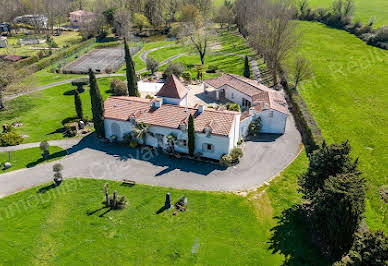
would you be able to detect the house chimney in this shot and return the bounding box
[198,105,205,114]
[153,98,162,109]
[249,107,256,116]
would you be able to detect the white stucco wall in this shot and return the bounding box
[240,109,288,137]
[220,84,252,106]
[104,119,236,160]
[160,94,188,106]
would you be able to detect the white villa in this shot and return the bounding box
[204,74,289,135]
[104,75,241,160]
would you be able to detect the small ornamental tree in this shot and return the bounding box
[164,62,185,77]
[110,79,128,96]
[146,56,159,74]
[248,117,262,136]
[298,141,360,200]
[39,140,50,159]
[312,172,366,257]
[244,56,251,78]
[74,90,84,119]
[188,114,195,157]
[53,163,64,186]
[124,39,139,97]
[89,69,105,137]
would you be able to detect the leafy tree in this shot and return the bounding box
[226,102,241,112]
[146,56,159,74]
[188,114,195,156]
[312,172,366,258]
[124,39,139,97]
[244,56,250,78]
[298,141,360,200]
[164,62,185,77]
[248,118,262,136]
[293,55,312,89]
[110,79,128,96]
[103,7,117,27]
[133,12,150,32]
[337,230,388,265]
[131,122,150,144]
[88,69,105,137]
[74,89,83,119]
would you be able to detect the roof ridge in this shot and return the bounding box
[225,73,263,91]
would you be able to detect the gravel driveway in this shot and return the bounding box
[0,114,301,197]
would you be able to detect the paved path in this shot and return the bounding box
[0,138,83,152]
[139,44,175,63]
[0,115,301,197]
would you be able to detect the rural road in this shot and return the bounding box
[0,114,301,197]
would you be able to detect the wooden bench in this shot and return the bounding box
[122,179,136,186]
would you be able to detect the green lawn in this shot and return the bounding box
[0,77,118,143]
[294,21,388,231]
[1,146,66,173]
[0,151,324,265]
[307,0,388,26]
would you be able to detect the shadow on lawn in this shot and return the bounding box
[65,133,226,176]
[37,183,56,194]
[87,206,112,217]
[268,205,331,266]
[26,150,68,168]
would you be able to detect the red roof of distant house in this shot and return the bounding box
[4,55,22,62]
[104,97,239,136]
[155,75,189,99]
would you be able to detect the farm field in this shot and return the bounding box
[295,21,388,231]
[0,153,325,265]
[308,0,388,26]
[0,146,66,173]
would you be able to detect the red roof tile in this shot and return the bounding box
[155,74,189,99]
[104,97,238,136]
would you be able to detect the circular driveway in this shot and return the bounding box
[0,115,301,197]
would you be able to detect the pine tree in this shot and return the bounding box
[298,141,360,200]
[89,69,105,137]
[124,38,139,97]
[74,89,83,119]
[244,56,251,78]
[188,114,195,157]
[312,172,366,258]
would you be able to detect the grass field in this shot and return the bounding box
[0,152,325,265]
[0,77,118,143]
[294,21,388,231]
[0,146,66,173]
[307,0,388,26]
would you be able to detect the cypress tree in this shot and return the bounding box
[244,56,250,78]
[89,69,105,137]
[188,114,195,157]
[298,141,360,200]
[312,172,366,257]
[74,89,83,119]
[124,38,139,97]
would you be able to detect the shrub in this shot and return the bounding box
[129,140,138,148]
[108,192,128,209]
[226,102,241,112]
[164,62,185,77]
[39,140,50,159]
[230,148,243,163]
[0,132,24,147]
[220,154,233,167]
[248,118,262,136]
[146,56,159,74]
[145,95,154,99]
[110,79,128,96]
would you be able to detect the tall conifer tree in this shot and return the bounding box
[188,114,195,156]
[124,38,139,97]
[89,69,105,137]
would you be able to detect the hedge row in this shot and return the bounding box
[281,77,324,154]
[23,38,96,74]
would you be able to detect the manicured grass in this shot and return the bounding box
[0,179,265,264]
[0,152,323,265]
[294,21,388,231]
[308,0,388,26]
[147,44,189,62]
[0,77,117,143]
[0,146,66,173]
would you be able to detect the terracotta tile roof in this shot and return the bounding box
[204,73,270,97]
[205,73,288,115]
[155,74,189,99]
[104,97,238,136]
[70,10,94,16]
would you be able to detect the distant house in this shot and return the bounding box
[104,76,241,160]
[13,15,48,28]
[204,74,288,135]
[0,23,10,36]
[19,37,41,46]
[69,10,95,27]
[155,75,189,106]
[4,55,22,62]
